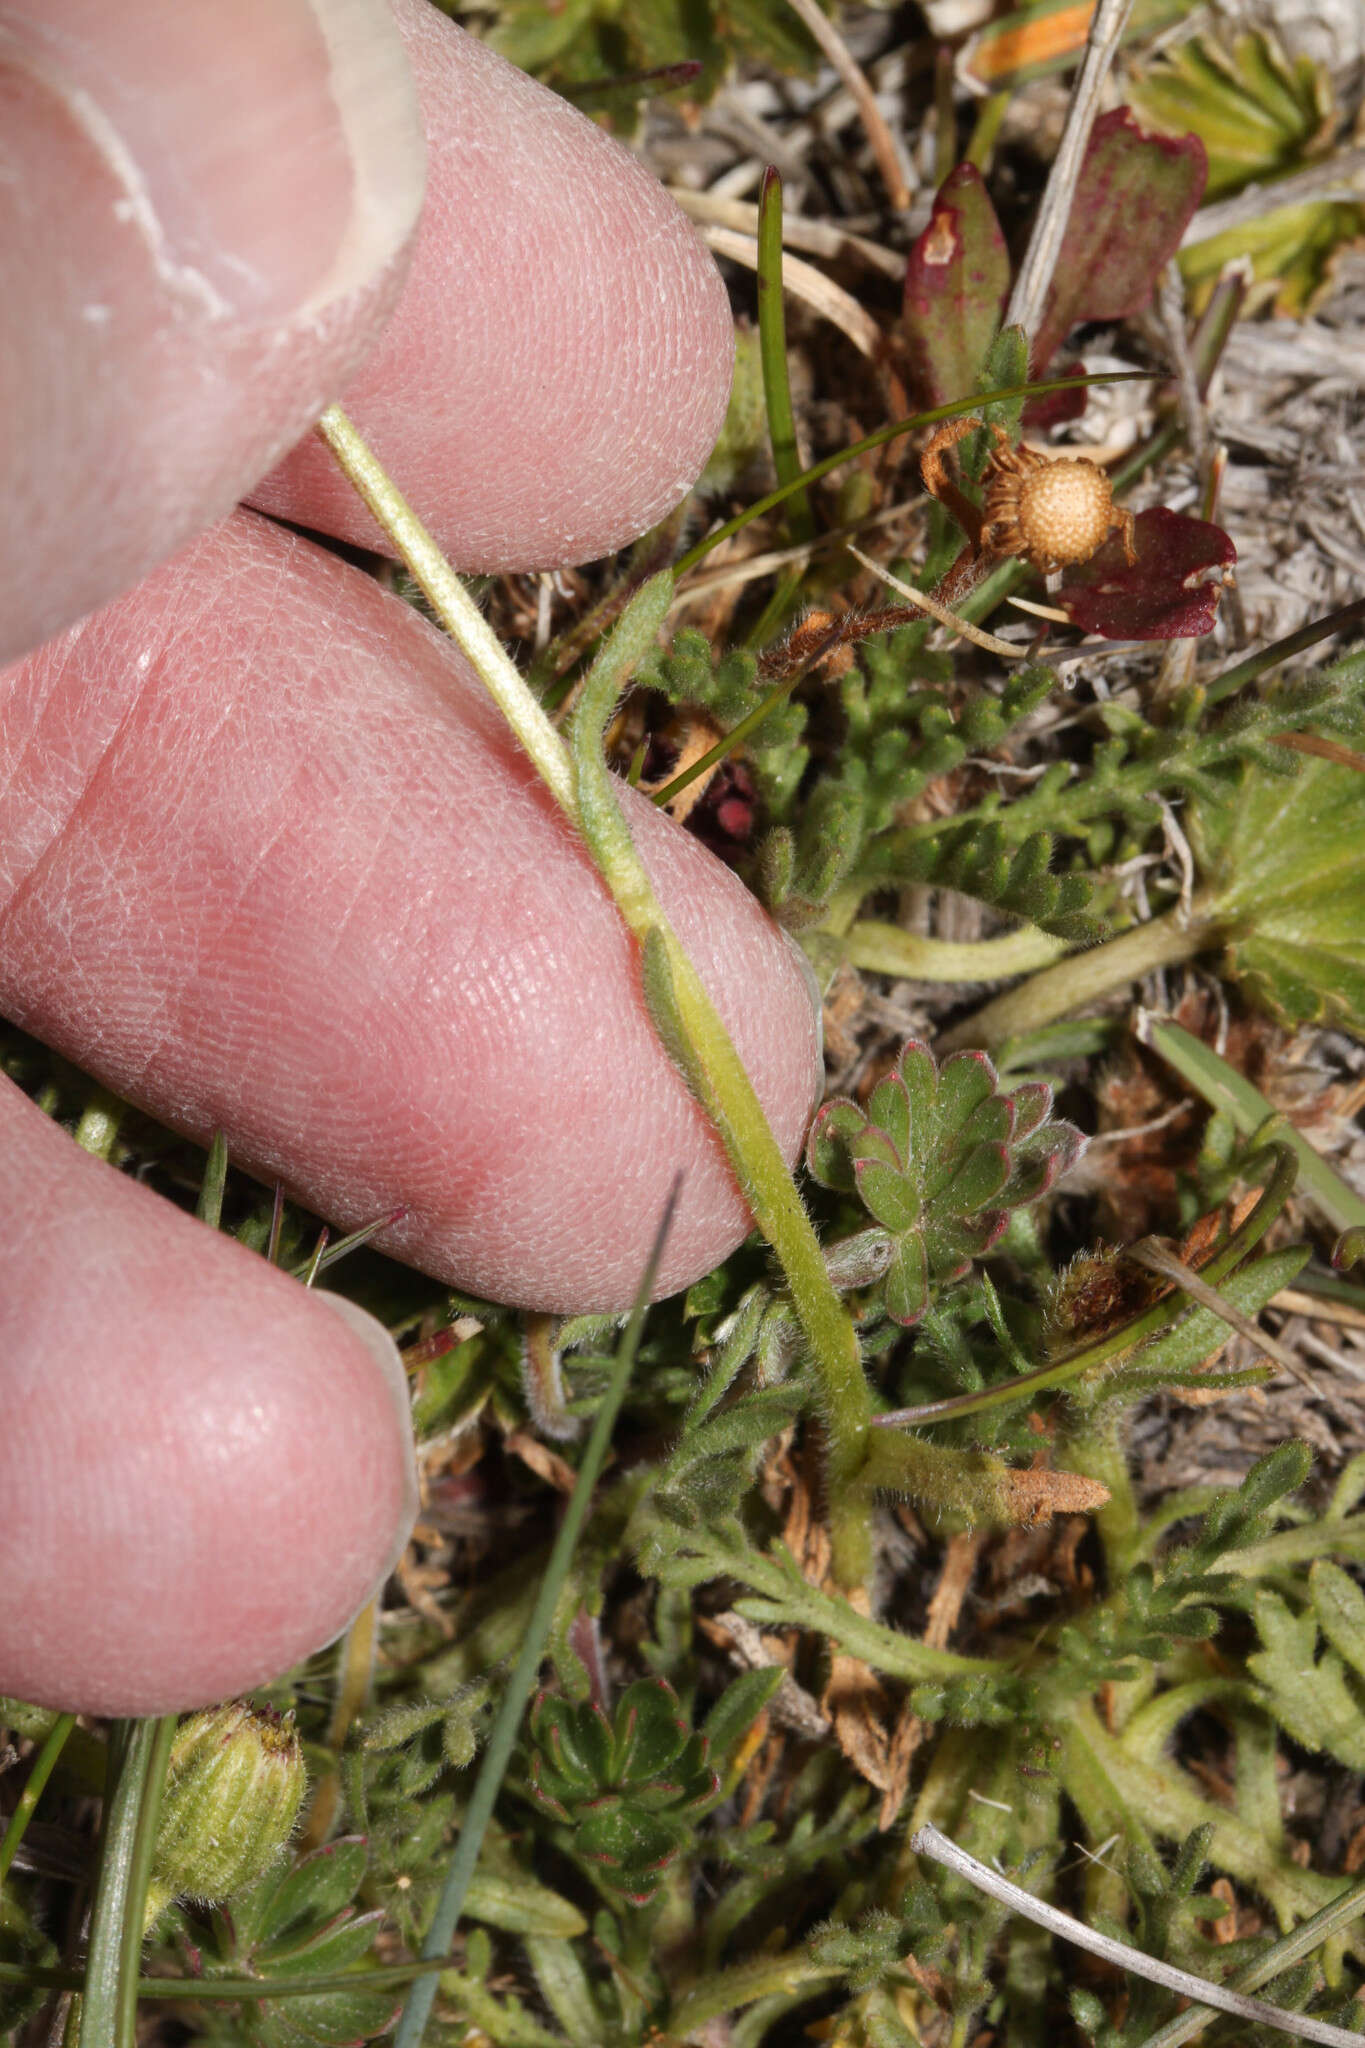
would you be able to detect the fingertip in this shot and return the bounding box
[251,5,736,569]
[0,0,425,662]
[312,1290,419,1583]
[0,1079,417,1715]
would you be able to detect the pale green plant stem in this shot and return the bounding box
[316,406,872,1586]
[839,919,1067,982]
[314,409,573,817]
[941,905,1210,1049]
[78,1713,177,2048]
[1141,1016,1365,1234]
[670,1952,844,2035]
[393,1198,671,2048]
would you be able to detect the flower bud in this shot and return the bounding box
[145,1702,306,1926]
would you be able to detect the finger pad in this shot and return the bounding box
[250,7,734,568]
[0,1081,416,1715]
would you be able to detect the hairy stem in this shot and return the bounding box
[839,919,1067,983]
[941,906,1210,1049]
[318,408,873,1587]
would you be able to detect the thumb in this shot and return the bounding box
[0,0,425,663]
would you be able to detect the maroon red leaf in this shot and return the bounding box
[1056,507,1236,639]
[902,163,1010,408]
[1032,108,1207,375]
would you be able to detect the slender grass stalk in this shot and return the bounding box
[392,1191,676,2048]
[756,168,812,545]
[671,372,1150,579]
[1141,1015,1365,1236]
[1204,599,1365,707]
[78,1712,177,2048]
[0,1712,75,1888]
[649,661,810,808]
[0,1958,456,2002]
[195,1129,229,1228]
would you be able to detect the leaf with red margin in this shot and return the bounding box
[1032,108,1207,374]
[902,162,1010,408]
[1057,508,1236,639]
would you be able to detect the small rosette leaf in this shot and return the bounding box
[807,1039,1085,1325]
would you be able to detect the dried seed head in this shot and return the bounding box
[1016,459,1117,567]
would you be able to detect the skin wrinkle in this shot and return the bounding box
[251,5,732,569]
[0,512,819,1309]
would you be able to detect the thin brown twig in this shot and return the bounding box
[781,0,912,211]
[1123,1238,1317,1393]
[1157,262,1211,473]
[847,545,1021,657]
[1005,0,1135,347]
[669,187,905,279]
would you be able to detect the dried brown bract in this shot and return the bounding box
[922,415,1137,576]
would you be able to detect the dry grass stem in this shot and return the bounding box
[846,544,1022,657]
[781,0,912,211]
[1005,0,1136,343]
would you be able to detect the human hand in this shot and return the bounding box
[0,0,821,1713]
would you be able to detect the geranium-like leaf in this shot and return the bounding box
[612,1680,690,1787]
[898,1039,939,1158]
[931,1049,999,1140]
[1032,108,1207,374]
[849,1124,902,1173]
[942,1141,1012,1217]
[854,1157,920,1237]
[1056,507,1236,639]
[865,1068,912,1166]
[806,1097,866,1192]
[821,1039,1084,1326]
[1201,736,1365,1033]
[902,162,1010,408]
[1010,1082,1054,1143]
[999,1124,1085,1207]
[884,1233,931,1326]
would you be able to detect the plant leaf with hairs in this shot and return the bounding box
[1031,108,1207,374]
[902,163,1010,409]
[1056,508,1236,640]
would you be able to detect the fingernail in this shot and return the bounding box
[1,0,425,323]
[313,1291,419,1568]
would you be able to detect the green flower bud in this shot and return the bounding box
[145,1703,306,1927]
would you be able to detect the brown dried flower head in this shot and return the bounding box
[922,417,1137,577]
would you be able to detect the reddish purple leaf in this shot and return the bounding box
[903,163,1010,408]
[1032,108,1207,375]
[1057,508,1236,639]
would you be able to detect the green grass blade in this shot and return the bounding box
[392,1187,679,2048]
[78,1712,176,2048]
